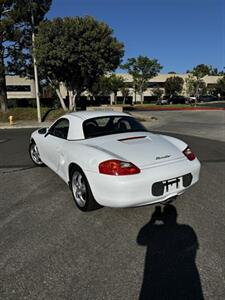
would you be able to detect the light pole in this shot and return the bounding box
[31,2,41,123]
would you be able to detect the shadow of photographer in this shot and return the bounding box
[137,204,204,300]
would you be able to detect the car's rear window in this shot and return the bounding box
[83,116,148,139]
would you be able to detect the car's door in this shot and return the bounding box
[40,118,69,174]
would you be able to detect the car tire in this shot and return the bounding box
[71,167,101,211]
[29,141,45,167]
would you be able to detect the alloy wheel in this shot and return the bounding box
[72,171,87,207]
[30,143,43,165]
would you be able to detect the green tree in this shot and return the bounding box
[121,56,162,104]
[188,64,224,76]
[0,0,52,113]
[218,68,225,76]
[107,74,125,104]
[133,77,148,104]
[88,76,111,100]
[164,76,184,97]
[191,64,212,78]
[188,64,211,102]
[215,76,225,97]
[152,87,163,100]
[120,85,130,104]
[185,74,197,96]
[185,74,206,101]
[35,16,124,111]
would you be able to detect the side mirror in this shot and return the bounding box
[38,127,48,135]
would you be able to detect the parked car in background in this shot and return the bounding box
[198,95,218,102]
[157,98,169,105]
[187,96,196,103]
[169,96,192,104]
[157,95,193,105]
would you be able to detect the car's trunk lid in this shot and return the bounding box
[88,132,184,168]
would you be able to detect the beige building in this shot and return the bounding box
[6,75,36,99]
[202,75,223,90]
[114,73,222,102]
[5,74,222,103]
[58,73,222,104]
[115,73,189,102]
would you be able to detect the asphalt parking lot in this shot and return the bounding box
[136,110,225,142]
[0,111,225,299]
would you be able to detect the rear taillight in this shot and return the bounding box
[183,146,195,161]
[99,160,140,176]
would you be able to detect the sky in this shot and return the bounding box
[47,0,225,74]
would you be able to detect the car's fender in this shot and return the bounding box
[30,130,49,161]
[63,142,119,183]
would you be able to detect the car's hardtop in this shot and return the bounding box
[56,111,145,140]
[68,110,128,120]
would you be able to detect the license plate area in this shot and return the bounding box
[152,176,181,197]
[152,173,193,197]
[163,177,180,193]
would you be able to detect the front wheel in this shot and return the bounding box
[29,141,45,167]
[71,168,100,211]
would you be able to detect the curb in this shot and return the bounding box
[0,123,51,130]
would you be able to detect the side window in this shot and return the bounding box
[49,118,69,139]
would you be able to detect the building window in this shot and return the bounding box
[126,82,133,88]
[148,82,165,88]
[6,85,31,92]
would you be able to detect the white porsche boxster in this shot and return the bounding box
[29,111,201,211]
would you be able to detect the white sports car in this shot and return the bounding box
[29,111,201,211]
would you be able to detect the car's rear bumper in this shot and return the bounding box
[85,158,201,208]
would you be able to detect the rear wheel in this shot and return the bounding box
[71,167,100,211]
[29,141,45,167]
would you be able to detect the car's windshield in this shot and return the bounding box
[83,115,148,139]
